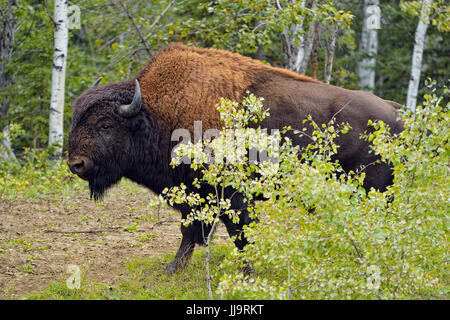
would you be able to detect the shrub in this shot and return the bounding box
[151,83,450,299]
[217,82,449,299]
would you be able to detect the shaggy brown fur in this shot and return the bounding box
[68,43,403,274]
[135,43,320,133]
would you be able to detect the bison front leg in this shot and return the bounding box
[164,222,203,274]
[164,236,195,274]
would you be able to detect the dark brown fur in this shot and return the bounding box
[68,43,403,273]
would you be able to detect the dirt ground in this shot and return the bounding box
[0,182,228,299]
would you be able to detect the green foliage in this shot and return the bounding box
[0,124,87,199]
[164,86,449,299]
[376,1,450,103]
[3,0,155,154]
[4,2,53,148]
[2,0,449,158]
[172,0,354,64]
[400,0,450,32]
[163,93,276,227]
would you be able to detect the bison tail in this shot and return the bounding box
[386,100,404,110]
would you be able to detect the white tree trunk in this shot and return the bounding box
[298,20,318,74]
[324,26,337,84]
[291,8,306,73]
[48,0,68,157]
[0,124,17,162]
[280,0,306,72]
[406,0,432,112]
[358,0,380,92]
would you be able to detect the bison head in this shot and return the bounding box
[68,79,148,200]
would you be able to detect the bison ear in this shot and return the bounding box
[119,79,142,118]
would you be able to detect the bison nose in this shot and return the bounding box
[68,156,93,178]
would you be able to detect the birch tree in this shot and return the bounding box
[358,0,380,92]
[48,0,68,158]
[298,20,318,74]
[406,0,433,112]
[324,26,337,84]
[0,0,18,162]
[279,0,307,73]
[279,0,351,78]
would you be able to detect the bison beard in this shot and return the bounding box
[68,43,403,274]
[88,165,122,201]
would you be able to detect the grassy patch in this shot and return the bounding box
[25,245,234,300]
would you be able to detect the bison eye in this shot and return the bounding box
[96,118,114,132]
[100,124,111,130]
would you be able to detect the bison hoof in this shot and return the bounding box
[163,259,182,274]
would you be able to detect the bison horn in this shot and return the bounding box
[91,77,102,88]
[119,79,142,117]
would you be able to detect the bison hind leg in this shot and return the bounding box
[220,208,256,276]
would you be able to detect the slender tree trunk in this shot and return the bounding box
[358,0,379,92]
[205,217,219,300]
[48,0,68,158]
[406,0,432,112]
[298,20,318,74]
[254,17,266,61]
[0,0,18,162]
[280,0,307,72]
[1,124,17,162]
[324,26,337,84]
[312,24,319,79]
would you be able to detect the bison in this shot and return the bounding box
[68,43,403,273]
